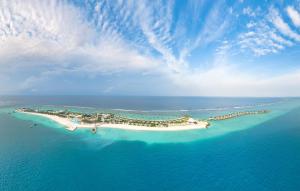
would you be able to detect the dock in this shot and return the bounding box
[208,110,269,121]
[66,126,77,131]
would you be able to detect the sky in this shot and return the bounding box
[1,0,300,96]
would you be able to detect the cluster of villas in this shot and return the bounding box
[17,108,203,128]
[208,110,269,121]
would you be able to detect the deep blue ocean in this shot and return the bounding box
[0,96,300,191]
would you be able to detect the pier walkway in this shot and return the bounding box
[208,110,269,121]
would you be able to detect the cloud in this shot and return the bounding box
[243,7,256,17]
[167,63,300,97]
[286,6,300,27]
[236,6,298,57]
[238,25,286,56]
[0,0,161,93]
[270,32,293,46]
[269,8,300,41]
[0,0,300,96]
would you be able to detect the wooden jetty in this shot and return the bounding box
[208,110,269,121]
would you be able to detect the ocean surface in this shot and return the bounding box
[0,96,300,191]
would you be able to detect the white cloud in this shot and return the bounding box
[246,21,256,28]
[238,25,286,56]
[0,0,161,93]
[270,32,294,46]
[236,7,298,57]
[286,6,300,27]
[167,64,300,97]
[134,1,181,71]
[243,7,256,17]
[177,1,230,69]
[0,0,300,96]
[269,8,300,41]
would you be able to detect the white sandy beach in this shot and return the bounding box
[18,111,208,131]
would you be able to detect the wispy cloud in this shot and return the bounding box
[0,0,300,96]
[286,6,300,27]
[168,64,300,96]
[237,25,286,56]
[269,7,300,41]
[0,0,160,92]
[243,6,256,17]
[235,5,299,57]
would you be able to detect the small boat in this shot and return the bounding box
[30,123,38,128]
[91,127,97,134]
[205,123,210,128]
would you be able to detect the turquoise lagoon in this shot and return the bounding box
[10,98,299,143]
[1,96,300,191]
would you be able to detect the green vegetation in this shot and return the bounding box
[18,108,270,128]
[18,108,196,127]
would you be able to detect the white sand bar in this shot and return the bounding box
[18,111,209,131]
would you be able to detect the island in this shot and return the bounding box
[15,108,270,132]
[16,108,210,131]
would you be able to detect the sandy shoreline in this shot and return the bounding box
[18,111,208,131]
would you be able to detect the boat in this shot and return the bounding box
[30,123,38,128]
[91,127,97,134]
